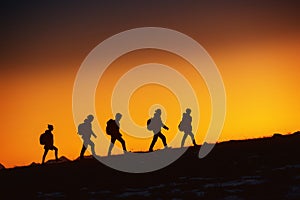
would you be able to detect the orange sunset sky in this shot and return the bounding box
[1,1,299,168]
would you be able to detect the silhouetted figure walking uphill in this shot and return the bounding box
[40,124,58,164]
[179,108,197,147]
[78,115,97,159]
[106,113,127,156]
[148,109,169,152]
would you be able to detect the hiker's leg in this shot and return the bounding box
[149,134,159,151]
[108,138,116,156]
[53,146,58,160]
[188,132,197,146]
[42,149,49,164]
[80,143,87,159]
[117,137,127,152]
[90,141,96,156]
[158,132,167,147]
[188,132,195,140]
[181,133,188,147]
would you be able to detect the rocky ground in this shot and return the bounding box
[1,132,300,199]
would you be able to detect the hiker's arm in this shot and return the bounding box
[163,124,169,130]
[92,131,97,138]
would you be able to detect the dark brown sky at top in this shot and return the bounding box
[0,0,299,76]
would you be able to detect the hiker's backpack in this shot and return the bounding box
[77,123,85,136]
[39,132,46,145]
[178,121,183,132]
[147,118,153,131]
[106,119,115,135]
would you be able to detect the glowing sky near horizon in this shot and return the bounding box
[0,0,299,168]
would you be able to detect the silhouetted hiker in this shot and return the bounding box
[41,124,58,164]
[179,108,197,147]
[78,115,97,159]
[148,109,169,152]
[106,113,127,156]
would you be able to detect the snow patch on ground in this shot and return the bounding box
[286,185,300,199]
[204,177,264,188]
[117,190,151,198]
[37,192,65,198]
[273,164,300,171]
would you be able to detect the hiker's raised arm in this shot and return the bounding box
[92,131,97,138]
[163,125,169,130]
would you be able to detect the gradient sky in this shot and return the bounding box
[1,0,299,168]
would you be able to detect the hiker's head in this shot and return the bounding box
[87,115,94,122]
[48,124,54,131]
[115,113,122,121]
[155,109,161,116]
[186,108,191,114]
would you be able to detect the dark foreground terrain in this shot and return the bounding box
[1,132,300,199]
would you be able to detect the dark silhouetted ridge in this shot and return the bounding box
[1,131,300,199]
[45,156,71,164]
[0,163,5,170]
